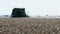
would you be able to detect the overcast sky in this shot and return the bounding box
[0,0,60,16]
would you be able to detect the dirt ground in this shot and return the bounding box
[0,18,60,34]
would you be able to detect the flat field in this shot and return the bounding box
[0,18,60,34]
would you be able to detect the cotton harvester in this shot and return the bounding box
[11,8,29,18]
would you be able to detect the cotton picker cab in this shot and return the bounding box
[11,8,29,18]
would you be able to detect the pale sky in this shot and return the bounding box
[0,0,60,16]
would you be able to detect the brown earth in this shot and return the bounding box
[0,18,60,34]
